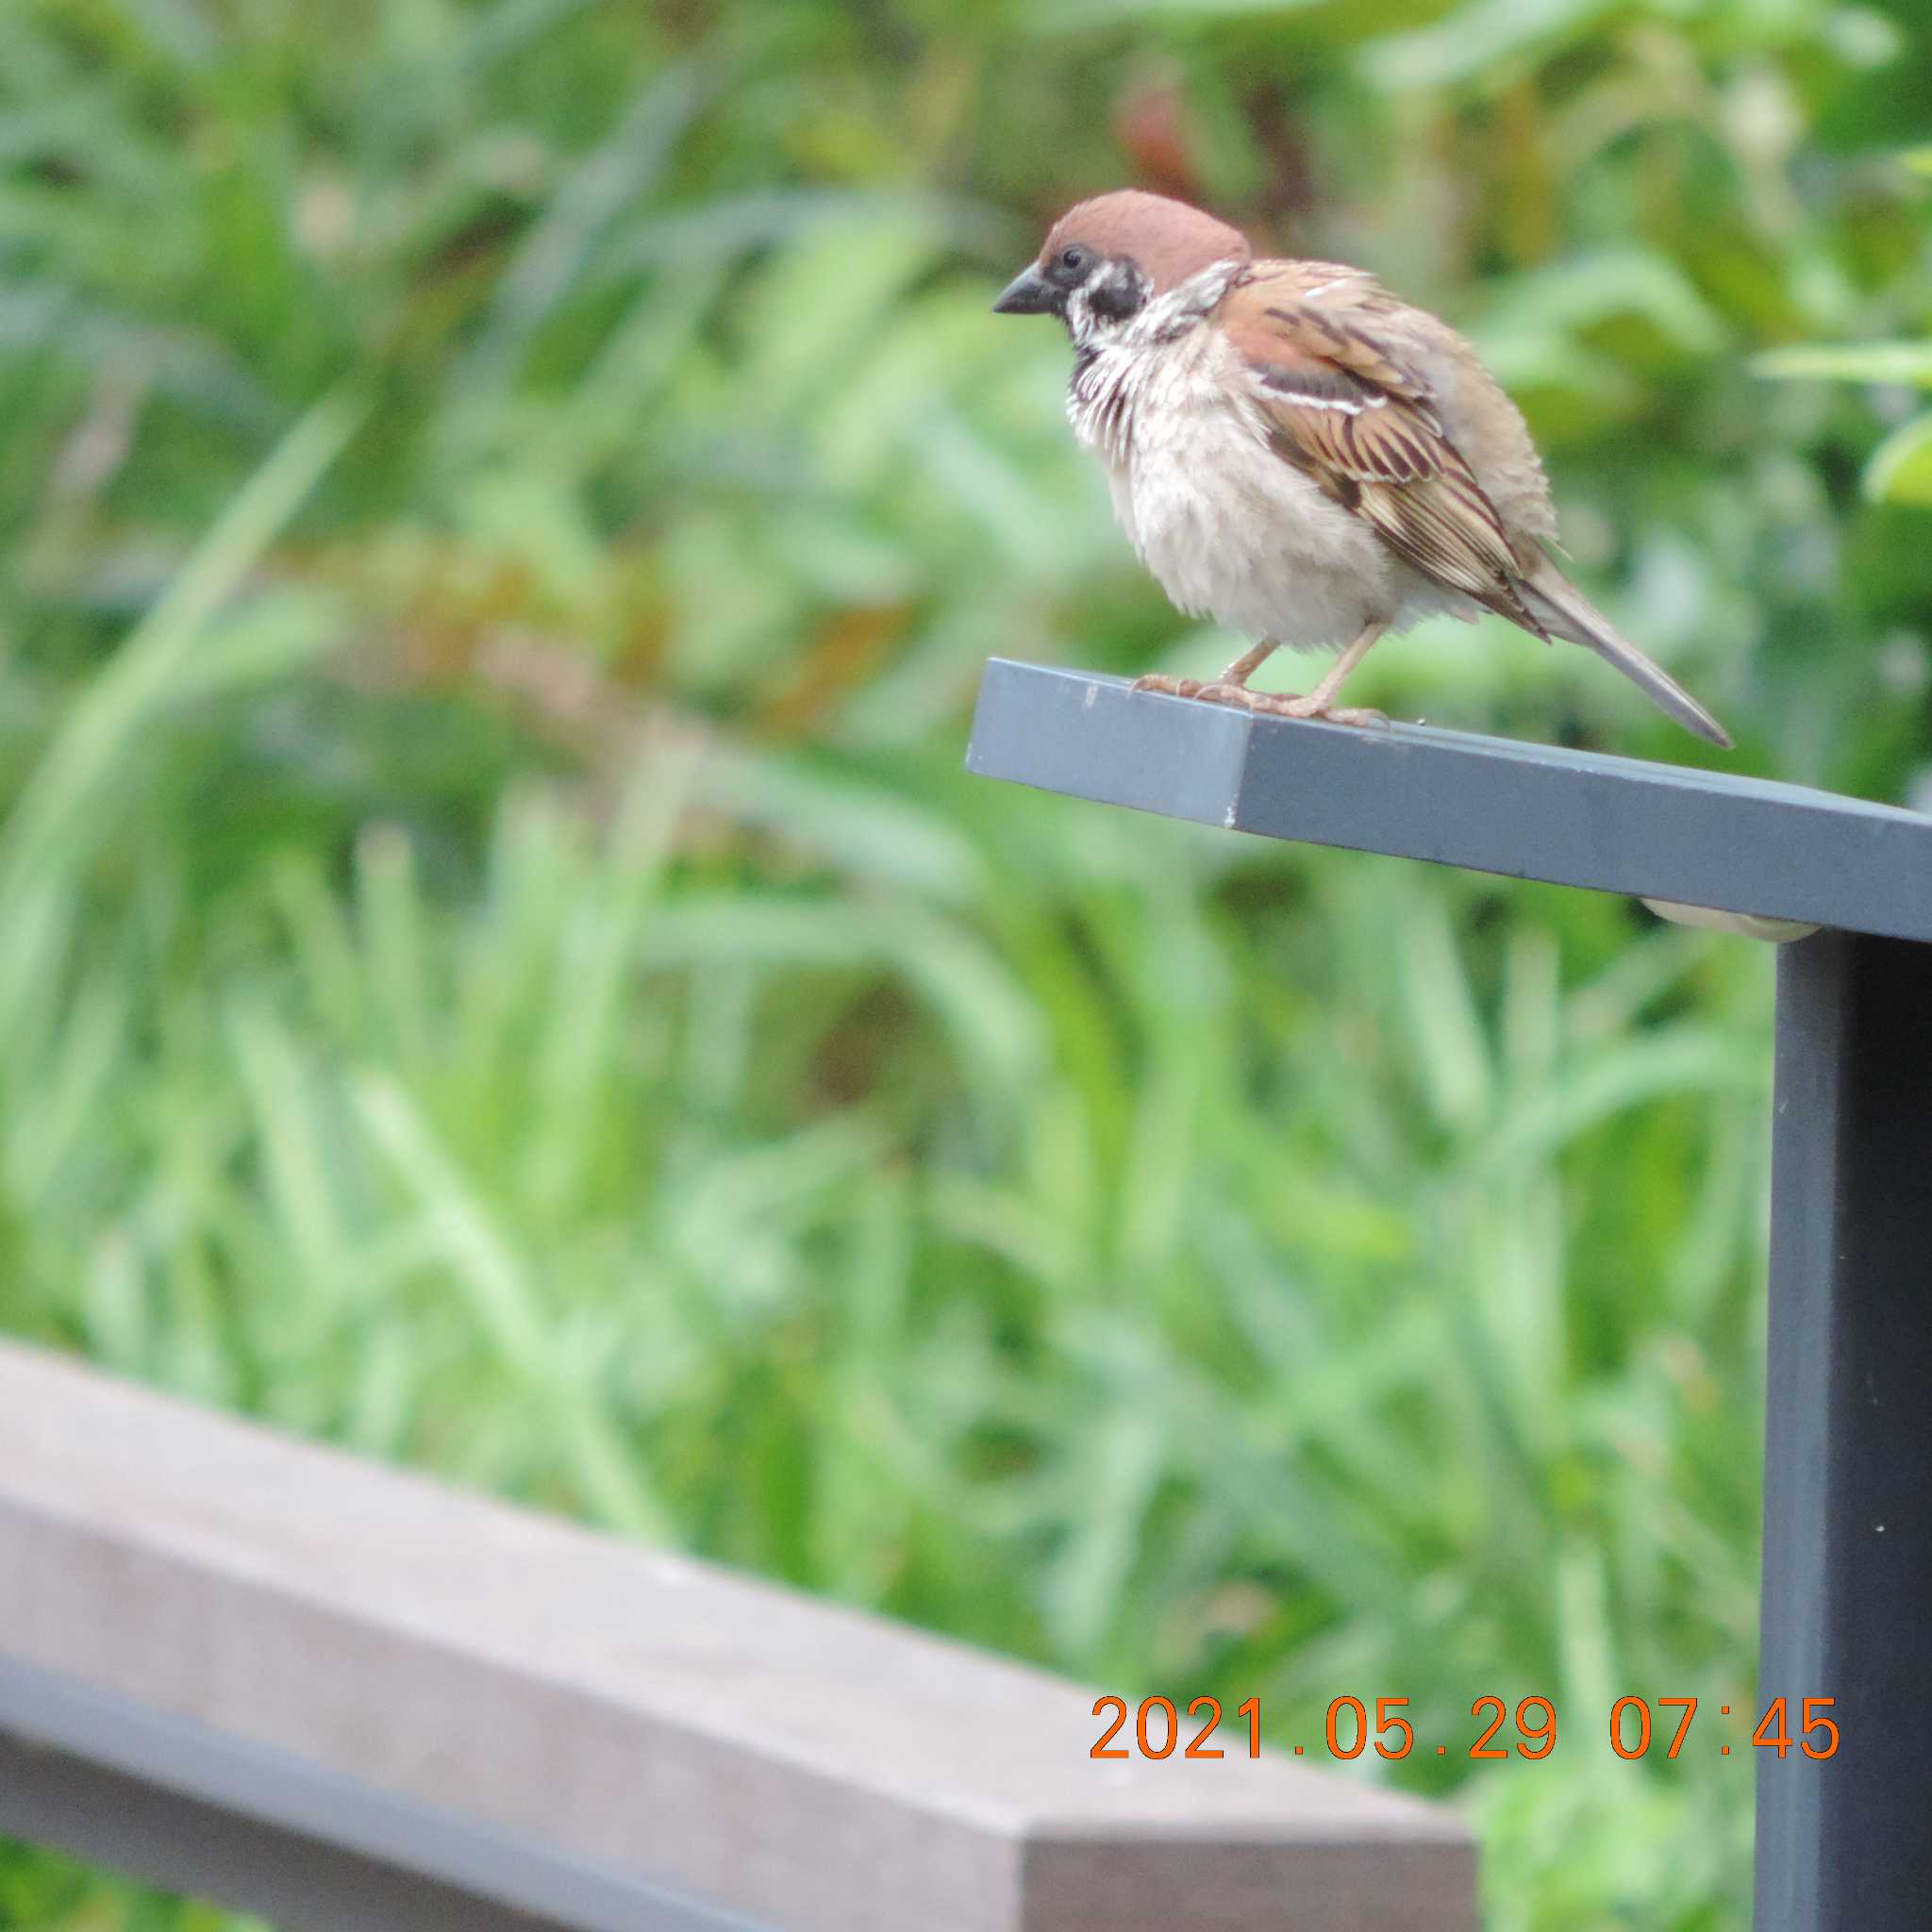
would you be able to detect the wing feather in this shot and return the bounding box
[1224,267,1545,635]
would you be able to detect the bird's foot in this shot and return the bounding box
[1133,675,1387,729]
[1224,688,1390,728]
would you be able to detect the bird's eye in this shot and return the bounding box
[1059,246,1088,272]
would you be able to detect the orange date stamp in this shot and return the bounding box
[1090,1693,1839,1763]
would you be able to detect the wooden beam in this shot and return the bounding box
[0,1341,1475,1931]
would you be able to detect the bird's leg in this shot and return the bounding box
[1263,623,1388,724]
[1131,639,1278,703]
[1211,638,1280,689]
[1138,625,1390,727]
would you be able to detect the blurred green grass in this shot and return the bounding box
[1,0,1928,1926]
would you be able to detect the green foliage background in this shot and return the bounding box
[1,0,1927,1925]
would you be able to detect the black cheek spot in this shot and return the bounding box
[1088,268,1147,325]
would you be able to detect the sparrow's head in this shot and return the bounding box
[992,191,1252,347]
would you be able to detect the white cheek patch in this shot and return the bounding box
[1067,266,1149,349]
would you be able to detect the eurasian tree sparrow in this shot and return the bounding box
[993,190,1731,748]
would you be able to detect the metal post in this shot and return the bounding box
[1757,928,1932,1928]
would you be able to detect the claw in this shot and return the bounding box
[1189,681,1253,709]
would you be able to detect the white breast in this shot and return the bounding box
[1068,306,1448,651]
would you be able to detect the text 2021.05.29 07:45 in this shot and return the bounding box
[1090,1694,1838,1763]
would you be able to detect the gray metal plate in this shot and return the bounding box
[967,661,1932,942]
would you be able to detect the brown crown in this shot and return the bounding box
[1041,190,1252,295]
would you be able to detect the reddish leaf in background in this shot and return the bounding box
[1113,72,1204,206]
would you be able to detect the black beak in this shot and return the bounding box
[992,265,1056,316]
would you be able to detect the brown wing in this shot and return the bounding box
[1220,269,1547,637]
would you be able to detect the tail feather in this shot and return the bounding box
[1519,561,1732,750]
